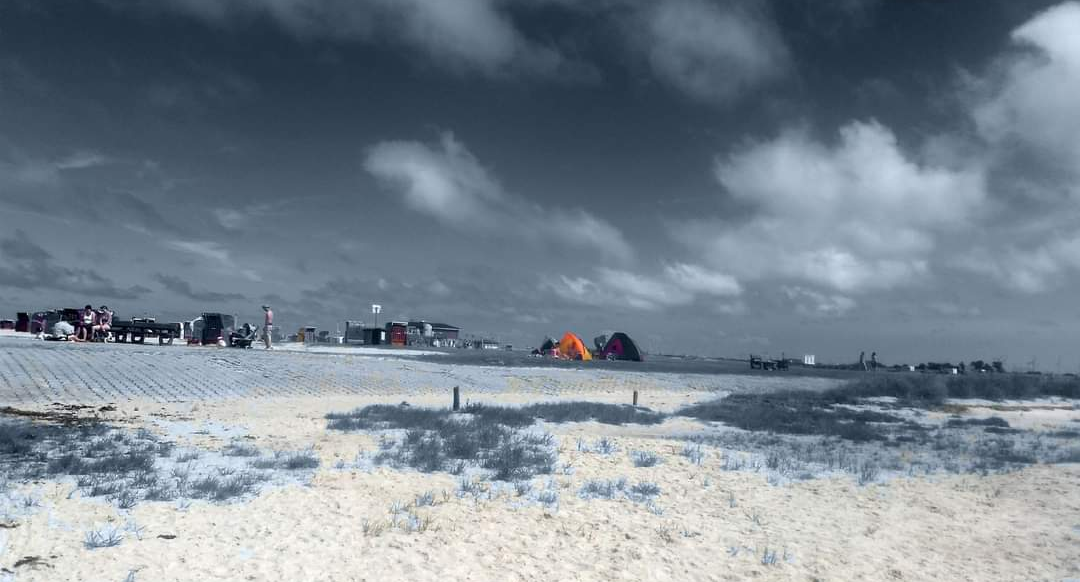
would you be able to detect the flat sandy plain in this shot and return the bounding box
[0,335,1078,582]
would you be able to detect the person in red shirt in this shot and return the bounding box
[262,305,273,350]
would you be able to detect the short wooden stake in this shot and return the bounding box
[453,386,460,412]
[632,390,639,407]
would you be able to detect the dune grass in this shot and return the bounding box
[327,404,561,480]
[679,391,904,442]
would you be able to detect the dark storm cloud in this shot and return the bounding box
[0,231,151,300]
[2,0,1080,366]
[0,231,52,262]
[153,273,245,303]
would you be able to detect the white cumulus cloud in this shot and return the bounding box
[127,0,566,76]
[634,0,789,103]
[972,1,1080,180]
[545,263,741,311]
[676,120,986,293]
[364,132,633,262]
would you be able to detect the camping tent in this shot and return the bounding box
[558,332,592,361]
[600,332,643,362]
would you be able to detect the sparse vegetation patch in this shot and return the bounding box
[329,404,557,481]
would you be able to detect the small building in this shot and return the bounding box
[406,320,461,347]
[385,321,408,346]
[362,328,386,345]
[343,321,365,344]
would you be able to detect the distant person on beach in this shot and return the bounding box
[262,305,273,350]
[859,351,866,371]
[871,351,878,372]
[76,304,95,342]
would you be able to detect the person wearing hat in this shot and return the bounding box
[262,304,274,350]
[92,305,113,342]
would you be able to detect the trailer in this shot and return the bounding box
[111,318,182,345]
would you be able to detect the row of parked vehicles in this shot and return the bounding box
[15,310,254,347]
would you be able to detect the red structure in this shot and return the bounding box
[386,321,408,346]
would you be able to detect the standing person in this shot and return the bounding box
[76,304,95,342]
[871,351,878,372]
[262,305,273,350]
[859,351,867,371]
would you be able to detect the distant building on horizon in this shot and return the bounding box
[406,320,461,347]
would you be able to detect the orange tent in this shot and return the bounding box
[558,332,593,361]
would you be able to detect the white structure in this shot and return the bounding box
[803,354,816,366]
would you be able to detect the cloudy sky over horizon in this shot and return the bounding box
[3,0,1080,368]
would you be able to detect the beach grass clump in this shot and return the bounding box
[627,481,661,500]
[679,392,900,442]
[222,442,261,457]
[536,488,559,506]
[630,450,660,468]
[482,438,556,481]
[516,402,666,426]
[945,416,1010,428]
[681,443,705,465]
[84,526,124,549]
[0,420,38,456]
[837,373,1080,404]
[188,472,265,502]
[329,404,557,481]
[579,477,627,500]
[279,449,320,470]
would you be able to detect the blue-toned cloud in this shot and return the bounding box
[365,132,634,263]
[676,120,986,293]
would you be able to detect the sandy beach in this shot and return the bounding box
[1,338,1078,582]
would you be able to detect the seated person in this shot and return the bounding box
[229,323,255,347]
[52,320,76,341]
[76,304,95,342]
[92,306,112,341]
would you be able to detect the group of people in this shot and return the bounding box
[50,305,112,342]
[858,351,879,371]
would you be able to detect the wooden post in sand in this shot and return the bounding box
[632,390,639,407]
[453,386,460,412]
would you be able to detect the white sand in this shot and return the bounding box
[2,388,1080,581]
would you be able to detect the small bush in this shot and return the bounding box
[628,481,661,499]
[189,473,263,502]
[84,526,124,549]
[518,402,665,426]
[594,437,619,455]
[681,444,704,465]
[630,450,660,468]
[579,478,627,500]
[175,449,201,463]
[679,392,897,441]
[945,416,1010,428]
[223,443,261,457]
[280,450,320,470]
[483,439,556,481]
[331,404,556,481]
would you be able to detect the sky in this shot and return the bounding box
[2,0,1080,369]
